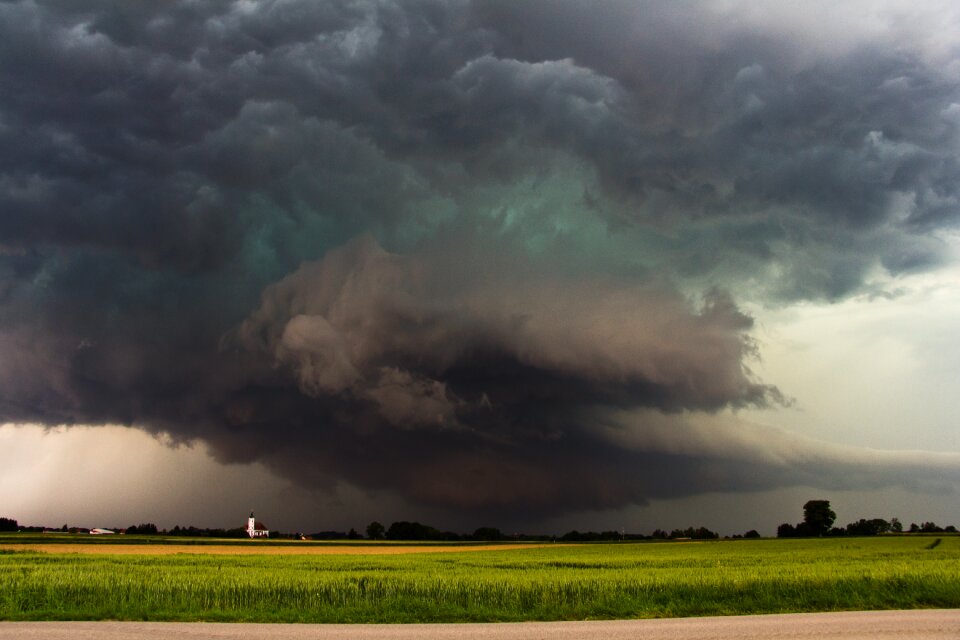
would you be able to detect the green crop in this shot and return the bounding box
[1,536,958,622]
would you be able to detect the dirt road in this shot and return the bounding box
[2,610,959,639]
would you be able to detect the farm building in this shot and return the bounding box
[247,512,269,538]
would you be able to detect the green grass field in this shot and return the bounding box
[1,535,958,622]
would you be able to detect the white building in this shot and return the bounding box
[247,512,269,538]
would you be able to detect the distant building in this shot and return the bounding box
[247,512,269,538]
[89,528,115,535]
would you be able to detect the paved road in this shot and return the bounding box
[2,610,959,640]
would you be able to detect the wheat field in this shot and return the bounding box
[1,535,957,622]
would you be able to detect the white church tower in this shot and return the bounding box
[246,511,269,538]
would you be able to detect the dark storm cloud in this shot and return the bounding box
[1,0,959,519]
[235,236,772,415]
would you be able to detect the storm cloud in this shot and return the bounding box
[1,0,959,522]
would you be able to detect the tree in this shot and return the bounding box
[365,521,385,540]
[890,517,903,533]
[387,521,442,540]
[473,527,503,541]
[0,517,17,532]
[743,529,761,539]
[803,500,836,536]
[845,518,889,536]
[664,526,718,540]
[777,523,796,538]
[126,523,158,535]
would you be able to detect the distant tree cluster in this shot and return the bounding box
[777,500,837,537]
[0,514,756,542]
[168,525,250,538]
[908,522,958,534]
[308,529,364,539]
[353,522,727,542]
[844,518,893,536]
[648,527,720,540]
[715,529,761,540]
[779,517,955,538]
[125,523,159,535]
[777,500,957,538]
[473,527,504,541]
[386,521,462,541]
[561,530,625,542]
[674,526,719,540]
[14,525,45,533]
[303,522,457,541]
[6,502,957,541]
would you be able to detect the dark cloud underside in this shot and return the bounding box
[1,0,958,520]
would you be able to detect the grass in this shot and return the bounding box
[1,536,958,622]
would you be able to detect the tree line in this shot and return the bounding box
[359,521,728,542]
[776,500,957,538]
[2,500,956,540]
[0,516,727,541]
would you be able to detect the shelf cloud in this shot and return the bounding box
[1,0,959,522]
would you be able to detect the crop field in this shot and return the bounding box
[1,535,958,623]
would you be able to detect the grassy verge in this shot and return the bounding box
[1,536,958,622]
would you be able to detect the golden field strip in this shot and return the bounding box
[1,535,958,622]
[0,542,556,555]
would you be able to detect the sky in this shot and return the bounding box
[1,0,959,536]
